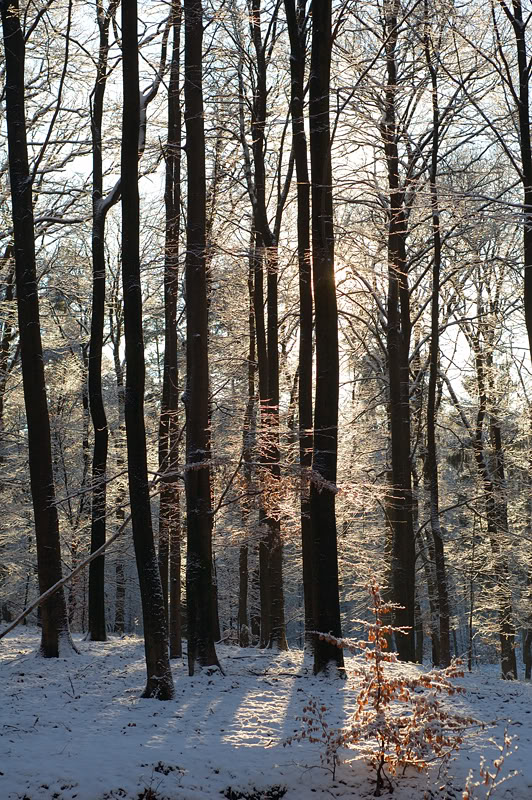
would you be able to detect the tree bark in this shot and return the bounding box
[470,325,517,679]
[424,4,451,667]
[238,250,256,648]
[247,0,288,651]
[87,0,119,643]
[121,0,174,698]
[381,0,415,662]
[183,0,220,675]
[1,0,76,658]
[285,0,314,649]
[309,0,344,676]
[159,0,183,660]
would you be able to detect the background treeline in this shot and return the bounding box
[1,0,532,690]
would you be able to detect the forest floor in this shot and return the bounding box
[1,629,531,800]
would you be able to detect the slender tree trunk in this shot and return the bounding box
[110,279,127,635]
[471,333,517,679]
[1,0,76,657]
[245,0,288,651]
[502,1,532,359]
[121,0,174,699]
[265,244,287,650]
[381,0,415,662]
[525,405,532,680]
[238,250,256,648]
[159,0,183,661]
[309,0,344,676]
[183,0,220,675]
[0,257,17,465]
[285,0,314,649]
[87,0,119,643]
[252,240,272,649]
[424,6,451,667]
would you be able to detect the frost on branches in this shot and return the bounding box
[462,729,517,800]
[286,580,479,796]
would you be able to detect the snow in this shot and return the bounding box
[1,629,532,800]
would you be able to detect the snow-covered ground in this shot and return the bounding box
[1,629,531,800]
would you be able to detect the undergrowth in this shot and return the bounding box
[287,580,479,795]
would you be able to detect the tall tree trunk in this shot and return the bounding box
[1,0,76,657]
[502,0,532,362]
[87,0,119,643]
[121,0,174,699]
[0,257,17,465]
[381,0,415,662]
[309,0,344,676]
[239,249,256,648]
[246,0,288,651]
[252,241,271,649]
[471,328,517,679]
[285,0,313,649]
[158,0,183,660]
[525,405,532,680]
[183,0,220,675]
[110,288,127,635]
[424,4,450,667]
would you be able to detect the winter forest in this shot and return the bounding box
[2,0,532,798]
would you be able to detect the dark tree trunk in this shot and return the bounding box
[471,332,517,679]
[183,0,220,675]
[525,406,532,680]
[238,544,249,648]
[110,278,127,635]
[121,0,174,699]
[238,252,256,648]
[285,0,314,649]
[246,0,287,652]
[309,0,344,676]
[114,561,126,635]
[502,0,532,680]
[381,0,415,662]
[265,248,287,651]
[251,241,271,648]
[159,0,183,661]
[0,256,17,465]
[423,6,451,667]
[87,0,119,643]
[1,0,76,657]
[502,1,532,360]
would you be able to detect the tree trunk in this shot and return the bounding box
[0,255,16,466]
[245,0,288,652]
[1,0,76,657]
[381,0,415,662]
[238,250,256,648]
[285,0,313,650]
[424,6,451,667]
[309,0,344,676]
[87,0,119,643]
[471,333,517,679]
[121,0,174,699]
[159,0,183,662]
[110,277,127,635]
[183,0,220,675]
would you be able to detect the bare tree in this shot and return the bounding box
[309,0,344,675]
[184,0,221,675]
[121,0,174,698]
[1,0,77,657]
